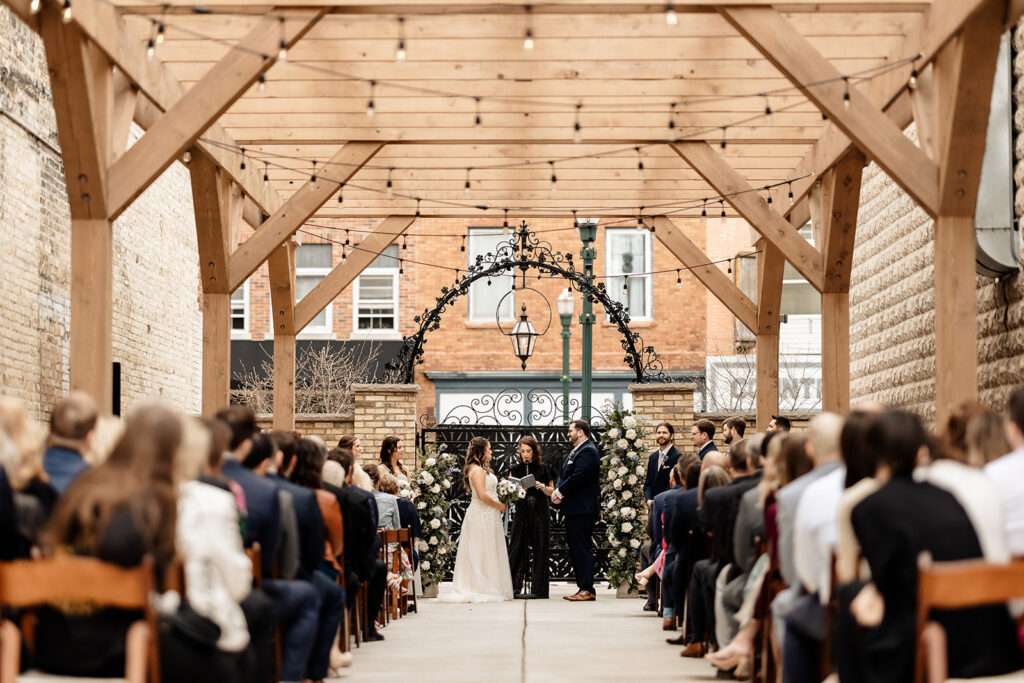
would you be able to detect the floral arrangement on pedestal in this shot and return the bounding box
[412,444,456,589]
[599,408,649,591]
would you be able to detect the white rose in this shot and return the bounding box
[421,560,431,571]
[616,466,627,477]
[635,465,645,476]
[621,507,634,519]
[424,457,437,468]
[625,429,637,440]
[430,518,441,530]
[621,521,633,533]
[616,439,629,450]
[610,456,622,466]
[419,471,435,486]
[622,490,633,501]
[613,479,623,490]
[623,416,637,428]
[627,451,638,460]
[416,539,429,552]
[438,546,448,555]
[443,479,451,489]
[431,484,441,493]
[518,488,527,499]
[429,537,439,546]
[627,474,637,486]
[417,501,426,510]
[606,498,617,509]
[618,548,627,557]
[630,539,641,549]
[608,428,621,439]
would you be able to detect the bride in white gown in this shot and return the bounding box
[442,437,514,603]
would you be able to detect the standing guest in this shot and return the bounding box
[379,435,411,487]
[849,410,1023,682]
[509,436,554,599]
[642,422,680,611]
[552,419,601,602]
[767,415,791,433]
[337,435,374,491]
[692,419,718,461]
[722,417,746,446]
[0,397,55,556]
[42,391,97,494]
[986,385,1024,555]
[364,463,401,529]
[966,408,1011,467]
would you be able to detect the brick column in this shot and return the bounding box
[628,382,697,458]
[352,384,421,470]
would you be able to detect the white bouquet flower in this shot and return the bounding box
[429,518,442,530]
[621,521,633,533]
[625,429,637,440]
[608,427,621,439]
[438,546,448,555]
[629,539,641,549]
[606,498,617,509]
[635,465,645,476]
[616,438,629,450]
[623,416,637,428]
[610,456,622,466]
[628,451,638,459]
[496,478,526,505]
[621,507,635,520]
[442,479,452,489]
[416,539,429,553]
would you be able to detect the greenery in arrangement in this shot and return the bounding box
[412,444,456,587]
[599,407,649,590]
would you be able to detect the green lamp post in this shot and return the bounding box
[556,288,575,424]
[577,218,598,422]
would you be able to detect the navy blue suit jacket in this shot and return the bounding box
[652,486,685,561]
[644,446,681,502]
[268,473,326,579]
[222,459,281,577]
[556,439,601,517]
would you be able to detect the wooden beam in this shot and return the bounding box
[910,63,940,161]
[651,216,757,333]
[202,292,232,416]
[295,215,415,331]
[273,334,297,430]
[106,12,322,219]
[721,7,939,216]
[821,293,850,415]
[756,237,784,431]
[671,141,825,291]
[190,155,241,294]
[109,68,138,165]
[268,242,296,337]
[228,141,382,291]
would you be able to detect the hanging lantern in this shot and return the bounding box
[509,304,540,370]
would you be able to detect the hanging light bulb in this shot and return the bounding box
[277,17,288,61]
[908,67,918,91]
[337,186,344,204]
[257,73,267,93]
[701,199,707,218]
[341,245,347,262]
[668,102,677,132]
[263,162,269,187]
[61,0,72,23]
[310,160,317,183]
[366,80,376,118]
[460,235,466,253]
[415,198,421,219]
[573,102,583,143]
[399,259,404,275]
[842,76,851,109]
[665,1,678,26]
[635,147,645,183]
[182,150,192,164]
[240,148,246,171]
[402,235,408,250]
[764,94,772,119]
[676,270,682,289]
[720,202,727,224]
[386,167,393,198]
[464,168,472,197]
[787,182,794,201]
[765,187,773,205]
[474,97,482,127]
[156,20,166,45]
[344,229,350,246]
[146,37,156,61]
[549,161,557,192]
[523,5,534,50]
[29,0,40,15]
[395,17,406,61]
[720,126,728,150]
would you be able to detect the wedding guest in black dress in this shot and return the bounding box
[509,436,555,599]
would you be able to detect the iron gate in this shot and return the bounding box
[417,422,609,582]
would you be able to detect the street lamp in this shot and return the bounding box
[509,303,540,370]
[577,218,598,422]
[557,288,575,424]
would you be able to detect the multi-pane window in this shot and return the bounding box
[296,243,332,336]
[354,244,400,334]
[467,228,514,322]
[230,282,249,338]
[605,228,652,320]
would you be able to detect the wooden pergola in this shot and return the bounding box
[5,0,1017,427]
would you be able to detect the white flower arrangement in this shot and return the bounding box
[495,478,527,505]
[430,484,441,494]
[429,518,442,530]
[412,444,455,587]
[424,457,437,468]
[599,406,649,590]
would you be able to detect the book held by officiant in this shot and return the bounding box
[510,473,536,489]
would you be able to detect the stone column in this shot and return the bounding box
[628,382,697,457]
[352,383,421,470]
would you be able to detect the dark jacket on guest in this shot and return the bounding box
[222,459,281,577]
[396,497,422,539]
[644,445,680,502]
[326,482,380,583]
[652,485,685,562]
[43,445,89,494]
[267,473,325,579]
[696,441,719,461]
[555,439,601,517]
[851,478,1024,683]
[702,471,762,568]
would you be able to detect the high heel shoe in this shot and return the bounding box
[706,649,746,671]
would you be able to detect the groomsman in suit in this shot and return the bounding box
[692,419,718,461]
[642,422,680,611]
[552,419,601,602]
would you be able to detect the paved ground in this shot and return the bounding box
[330,582,718,683]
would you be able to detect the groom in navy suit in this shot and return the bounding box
[552,419,601,602]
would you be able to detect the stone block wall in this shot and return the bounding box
[352,384,419,469]
[0,7,202,418]
[256,413,355,444]
[628,383,696,456]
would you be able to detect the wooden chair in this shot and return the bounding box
[0,555,159,683]
[915,556,1024,683]
[245,543,262,587]
[397,528,418,616]
[376,530,390,627]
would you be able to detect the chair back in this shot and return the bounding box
[245,543,262,586]
[0,555,154,609]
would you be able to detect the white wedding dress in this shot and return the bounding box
[442,472,514,603]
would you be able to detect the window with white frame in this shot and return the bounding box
[781,228,820,317]
[467,228,514,322]
[295,243,333,336]
[353,244,400,334]
[605,228,652,320]
[230,281,249,338]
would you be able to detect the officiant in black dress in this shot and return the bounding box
[509,436,555,599]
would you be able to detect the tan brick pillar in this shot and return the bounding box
[352,384,421,470]
[628,382,697,458]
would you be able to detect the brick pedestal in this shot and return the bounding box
[628,382,697,457]
[352,384,420,469]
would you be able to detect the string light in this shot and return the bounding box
[344,229,350,246]
[386,167,393,198]
[822,111,829,121]
[460,234,466,252]
[765,186,773,205]
[474,97,482,127]
[29,0,40,15]
[402,234,408,250]
[61,0,72,23]
[763,94,772,118]
[523,5,534,50]
[341,245,347,262]
[668,102,677,132]
[240,148,246,171]
[156,18,166,45]
[635,146,645,182]
[395,17,407,62]
[549,161,557,192]
[503,208,510,229]
[573,102,583,143]
[399,259,404,275]
[701,199,707,218]
[182,150,192,164]
[720,127,728,150]
[676,269,682,289]
[787,182,794,201]
[310,160,317,183]
[337,183,344,203]
[908,58,919,91]
[665,1,678,26]
[263,162,269,187]
[720,201,727,222]
[415,198,422,218]
[842,76,851,109]
[257,73,267,93]
[147,36,156,61]
[277,17,287,62]
[464,168,472,196]
[366,80,376,118]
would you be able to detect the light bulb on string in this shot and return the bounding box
[523,5,534,50]
[464,168,472,197]
[549,161,557,192]
[720,202,727,224]
[386,168,394,198]
[337,184,344,204]
[61,0,72,23]
[341,245,347,262]
[399,259,404,275]
[763,94,772,119]
[668,102,677,132]
[908,64,919,91]
[787,182,794,201]
[147,37,156,61]
[665,1,678,26]
[765,186,773,206]
[156,19,165,45]
[415,198,421,219]
[402,235,408,250]
[277,18,288,62]
[720,127,728,150]
[29,0,40,15]
[676,269,682,289]
[257,73,267,93]
[474,97,482,127]
[701,198,707,218]
[344,229,350,246]
[182,150,192,164]
[263,162,269,187]
[573,102,583,143]
[240,148,246,171]
[310,160,317,183]
[366,80,376,118]
[635,147,645,183]
[460,235,466,253]
[395,17,406,62]
[842,76,851,109]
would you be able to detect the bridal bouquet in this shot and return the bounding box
[599,407,649,591]
[413,444,457,588]
[495,478,527,506]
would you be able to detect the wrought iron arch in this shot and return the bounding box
[386,221,669,384]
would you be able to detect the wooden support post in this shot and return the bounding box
[756,238,785,431]
[69,219,114,413]
[202,293,232,416]
[268,243,296,429]
[273,333,297,431]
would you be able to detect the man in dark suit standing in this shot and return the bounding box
[642,422,680,611]
[552,419,601,602]
[692,419,718,461]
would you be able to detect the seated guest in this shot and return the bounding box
[36,404,235,681]
[216,406,322,683]
[364,463,401,529]
[938,399,988,463]
[326,447,388,642]
[337,434,374,491]
[379,435,411,487]
[663,460,703,645]
[966,407,1010,467]
[0,397,55,556]
[986,385,1024,555]
[849,409,1023,682]
[42,391,97,493]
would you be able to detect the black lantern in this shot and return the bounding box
[510,304,540,370]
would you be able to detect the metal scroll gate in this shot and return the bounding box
[417,418,609,583]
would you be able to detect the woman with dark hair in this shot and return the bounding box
[442,437,513,603]
[508,435,554,599]
[379,435,410,486]
[290,437,344,582]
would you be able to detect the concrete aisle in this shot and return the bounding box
[331,582,718,683]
